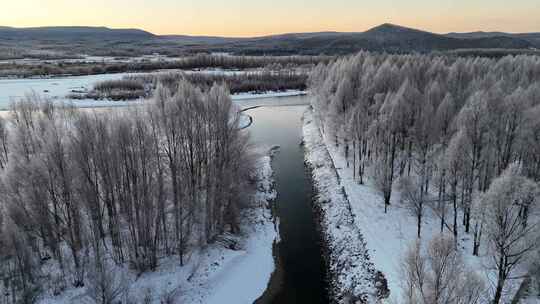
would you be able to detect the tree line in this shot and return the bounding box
[309,52,540,304]
[0,81,256,303]
[0,54,332,78]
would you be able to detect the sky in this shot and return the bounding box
[2,0,539,37]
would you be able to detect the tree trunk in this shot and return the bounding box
[352,139,356,180]
[384,195,390,213]
[417,211,422,238]
[493,255,506,304]
[452,178,458,244]
[345,139,350,168]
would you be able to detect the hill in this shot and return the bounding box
[0,26,155,41]
[207,23,534,55]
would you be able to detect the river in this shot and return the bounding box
[245,99,329,304]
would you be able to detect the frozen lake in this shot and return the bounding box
[0,73,133,109]
[0,72,305,110]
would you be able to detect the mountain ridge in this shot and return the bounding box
[1,23,538,55]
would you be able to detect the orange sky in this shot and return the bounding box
[2,0,539,36]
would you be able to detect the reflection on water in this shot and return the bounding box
[248,102,329,304]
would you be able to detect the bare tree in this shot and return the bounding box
[86,260,126,304]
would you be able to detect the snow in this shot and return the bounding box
[37,150,278,304]
[302,109,378,303]
[302,108,529,304]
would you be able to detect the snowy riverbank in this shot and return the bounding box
[38,149,278,304]
[232,90,306,101]
[302,108,383,304]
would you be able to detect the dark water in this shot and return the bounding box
[247,103,329,304]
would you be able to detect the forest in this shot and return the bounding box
[309,52,540,304]
[0,81,257,303]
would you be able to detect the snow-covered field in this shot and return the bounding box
[38,150,278,304]
[302,108,530,304]
[302,109,379,303]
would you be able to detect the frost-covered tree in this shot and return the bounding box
[402,234,485,304]
[371,153,396,213]
[308,50,540,303]
[483,163,540,304]
[443,130,470,242]
[398,175,427,238]
[455,91,489,234]
[0,80,256,301]
[520,104,540,182]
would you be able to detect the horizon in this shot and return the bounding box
[2,0,540,37]
[2,22,540,38]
